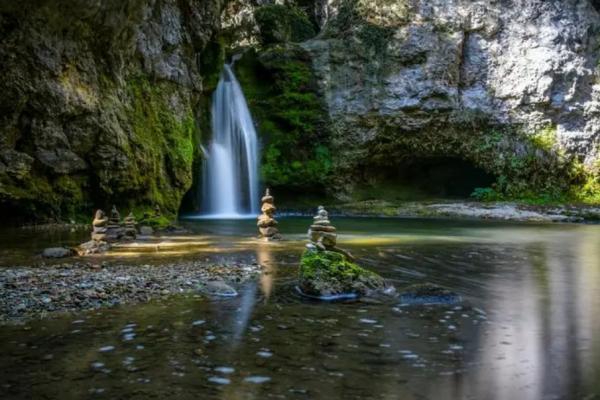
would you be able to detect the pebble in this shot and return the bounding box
[99,346,115,352]
[244,376,271,384]
[256,351,273,358]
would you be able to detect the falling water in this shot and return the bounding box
[202,64,259,218]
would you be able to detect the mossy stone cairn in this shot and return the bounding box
[299,206,388,298]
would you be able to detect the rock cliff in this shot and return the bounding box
[299,0,600,201]
[1,0,599,223]
[0,0,224,222]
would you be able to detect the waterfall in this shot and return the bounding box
[201,64,260,218]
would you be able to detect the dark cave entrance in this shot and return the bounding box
[357,157,496,201]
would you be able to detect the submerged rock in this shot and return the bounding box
[298,250,388,299]
[42,247,74,258]
[398,283,462,306]
[197,280,238,297]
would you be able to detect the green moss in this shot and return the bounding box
[255,4,316,45]
[299,250,379,283]
[124,75,198,216]
[234,47,332,192]
[529,125,557,151]
[135,209,173,230]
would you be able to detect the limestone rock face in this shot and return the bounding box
[0,0,224,222]
[300,0,600,197]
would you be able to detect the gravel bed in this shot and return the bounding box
[0,261,261,324]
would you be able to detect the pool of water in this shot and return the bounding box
[1,217,599,399]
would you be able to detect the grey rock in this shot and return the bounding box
[139,226,154,236]
[198,280,238,297]
[42,247,74,258]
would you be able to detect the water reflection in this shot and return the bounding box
[256,242,276,301]
[1,219,599,399]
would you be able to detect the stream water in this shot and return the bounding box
[1,217,599,399]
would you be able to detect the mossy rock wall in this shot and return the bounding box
[0,0,224,223]
[234,44,332,197]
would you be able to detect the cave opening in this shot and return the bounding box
[356,156,496,201]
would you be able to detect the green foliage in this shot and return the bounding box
[255,4,316,45]
[471,187,498,201]
[235,48,332,191]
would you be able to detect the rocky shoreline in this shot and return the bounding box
[280,200,600,223]
[0,260,261,325]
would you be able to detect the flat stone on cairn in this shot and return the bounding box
[124,212,137,239]
[257,188,281,240]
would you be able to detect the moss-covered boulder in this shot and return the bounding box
[298,250,389,299]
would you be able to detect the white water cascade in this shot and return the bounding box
[201,64,260,218]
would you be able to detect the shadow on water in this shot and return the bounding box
[1,217,600,399]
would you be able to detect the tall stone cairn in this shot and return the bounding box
[91,209,108,242]
[124,212,137,239]
[257,188,282,240]
[105,205,124,242]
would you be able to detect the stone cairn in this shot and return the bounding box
[307,206,354,260]
[124,212,137,239]
[257,188,282,240]
[105,205,124,242]
[91,209,108,242]
[78,209,111,255]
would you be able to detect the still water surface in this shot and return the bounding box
[1,217,599,399]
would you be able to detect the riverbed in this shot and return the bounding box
[1,217,599,399]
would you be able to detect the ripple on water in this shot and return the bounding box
[214,367,235,374]
[208,376,231,385]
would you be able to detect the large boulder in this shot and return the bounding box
[298,250,389,299]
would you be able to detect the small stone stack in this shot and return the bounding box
[257,188,282,240]
[91,209,108,241]
[124,212,137,239]
[105,205,124,242]
[307,206,337,251]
